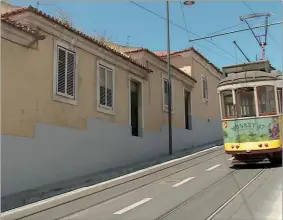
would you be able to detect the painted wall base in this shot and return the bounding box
[1,116,222,197]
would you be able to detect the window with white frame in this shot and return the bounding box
[220,90,235,118]
[56,46,76,99]
[202,76,208,100]
[236,87,256,118]
[163,79,169,107]
[257,86,276,115]
[163,78,173,109]
[98,64,114,109]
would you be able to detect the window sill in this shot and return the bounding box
[259,112,277,116]
[202,98,208,104]
[97,106,115,115]
[258,114,278,118]
[222,116,236,120]
[163,106,175,114]
[52,94,78,105]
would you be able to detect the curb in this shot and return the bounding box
[1,145,223,220]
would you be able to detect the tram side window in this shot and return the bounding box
[277,88,282,113]
[220,90,235,118]
[236,87,256,118]
[257,86,276,116]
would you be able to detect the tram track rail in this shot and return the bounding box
[78,150,226,204]
[206,169,265,220]
[2,147,225,220]
[154,167,266,220]
[56,149,226,220]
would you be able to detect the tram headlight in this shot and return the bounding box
[258,144,262,147]
[264,143,269,147]
[236,145,240,149]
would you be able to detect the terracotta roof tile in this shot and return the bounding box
[1,17,45,39]
[1,6,152,73]
[125,48,197,83]
[153,50,177,57]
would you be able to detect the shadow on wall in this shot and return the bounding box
[1,137,223,212]
[1,116,222,200]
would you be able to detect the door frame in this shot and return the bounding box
[183,87,193,130]
[128,75,144,136]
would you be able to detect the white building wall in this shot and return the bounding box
[2,116,222,197]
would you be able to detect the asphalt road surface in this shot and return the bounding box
[60,149,282,220]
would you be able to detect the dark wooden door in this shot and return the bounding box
[131,81,139,136]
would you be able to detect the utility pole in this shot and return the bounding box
[166,0,172,155]
[165,0,194,155]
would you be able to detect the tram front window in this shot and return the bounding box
[220,90,235,118]
[236,87,256,118]
[257,86,276,116]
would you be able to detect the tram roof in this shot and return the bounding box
[217,70,282,87]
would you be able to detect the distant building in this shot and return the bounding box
[153,48,225,144]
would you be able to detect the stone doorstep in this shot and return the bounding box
[1,140,223,212]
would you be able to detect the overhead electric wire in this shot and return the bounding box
[179,0,189,35]
[269,33,280,48]
[207,22,245,35]
[129,1,187,31]
[178,0,233,62]
[241,1,280,49]
[189,21,282,41]
[242,1,254,14]
[129,1,241,62]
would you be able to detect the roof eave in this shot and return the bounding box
[126,48,197,83]
[1,17,45,39]
[158,47,223,75]
[2,6,152,73]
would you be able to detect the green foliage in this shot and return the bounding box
[222,130,228,138]
[225,132,271,143]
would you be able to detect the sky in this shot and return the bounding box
[9,1,283,71]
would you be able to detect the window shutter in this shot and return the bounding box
[99,66,106,106]
[57,48,66,94]
[202,77,208,99]
[67,51,75,97]
[164,80,169,106]
[202,79,205,99]
[205,80,208,99]
[106,69,113,107]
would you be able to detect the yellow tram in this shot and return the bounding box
[217,61,282,164]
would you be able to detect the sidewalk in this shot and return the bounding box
[266,184,282,220]
[1,140,222,212]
